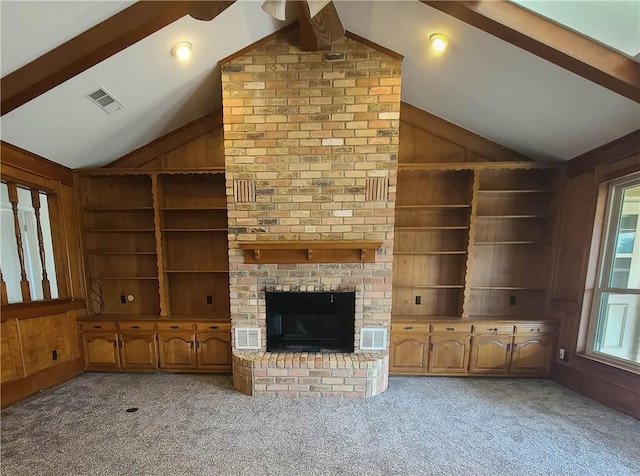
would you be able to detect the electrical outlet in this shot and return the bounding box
[558,348,566,360]
[120,295,127,304]
[415,295,421,305]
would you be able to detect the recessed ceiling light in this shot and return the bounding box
[171,41,192,61]
[429,34,448,52]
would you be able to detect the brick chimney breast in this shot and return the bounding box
[222,27,401,398]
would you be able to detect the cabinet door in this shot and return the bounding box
[469,336,512,374]
[82,332,120,370]
[510,335,553,375]
[196,332,231,371]
[119,332,157,370]
[157,332,196,369]
[389,334,427,374]
[428,335,470,373]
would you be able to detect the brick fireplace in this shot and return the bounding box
[222,27,401,398]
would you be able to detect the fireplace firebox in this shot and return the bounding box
[266,291,355,353]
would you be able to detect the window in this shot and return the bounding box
[587,174,640,369]
[0,181,59,304]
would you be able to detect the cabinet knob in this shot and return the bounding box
[170,325,179,329]
[404,326,413,330]
[131,325,140,329]
[446,327,454,331]
[94,325,102,329]
[209,326,219,330]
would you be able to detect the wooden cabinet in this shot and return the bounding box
[119,332,157,370]
[196,332,232,370]
[390,334,428,373]
[469,335,512,374]
[390,319,556,376]
[157,332,196,369]
[79,319,231,373]
[510,335,553,375]
[389,323,429,373]
[428,334,470,373]
[82,332,120,370]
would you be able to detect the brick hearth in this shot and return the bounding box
[222,27,401,398]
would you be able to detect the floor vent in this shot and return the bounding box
[360,328,387,351]
[235,327,261,350]
[85,87,124,114]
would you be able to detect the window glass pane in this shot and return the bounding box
[595,292,640,365]
[39,193,59,299]
[0,183,59,303]
[0,182,22,303]
[608,185,640,289]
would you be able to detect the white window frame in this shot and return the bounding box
[586,173,640,372]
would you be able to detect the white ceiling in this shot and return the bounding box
[1,0,639,169]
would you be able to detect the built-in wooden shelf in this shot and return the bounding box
[395,204,470,209]
[85,228,155,233]
[84,207,154,212]
[161,228,228,232]
[87,251,157,255]
[238,240,383,264]
[164,270,229,273]
[394,251,467,255]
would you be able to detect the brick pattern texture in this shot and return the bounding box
[222,28,401,397]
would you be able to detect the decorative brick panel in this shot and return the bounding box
[222,28,401,398]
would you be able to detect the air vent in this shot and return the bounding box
[360,328,387,351]
[235,327,261,350]
[85,87,123,114]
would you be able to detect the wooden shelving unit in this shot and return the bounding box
[77,171,230,321]
[393,170,474,319]
[465,168,560,319]
[392,165,561,322]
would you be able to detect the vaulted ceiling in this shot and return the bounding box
[1,1,639,169]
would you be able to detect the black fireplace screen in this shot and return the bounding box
[266,291,355,353]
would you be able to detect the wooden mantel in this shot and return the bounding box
[237,241,383,264]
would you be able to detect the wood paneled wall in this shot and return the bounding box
[1,142,86,407]
[551,133,640,419]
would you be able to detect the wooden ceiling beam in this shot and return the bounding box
[422,1,640,104]
[0,1,235,116]
[297,1,345,51]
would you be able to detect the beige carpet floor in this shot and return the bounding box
[1,373,639,476]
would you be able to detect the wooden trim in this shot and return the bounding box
[1,299,86,323]
[0,1,235,115]
[552,359,640,419]
[567,130,640,178]
[398,161,561,171]
[400,102,533,163]
[0,142,73,186]
[104,110,224,169]
[422,1,640,104]
[220,23,298,65]
[345,32,403,61]
[1,357,83,408]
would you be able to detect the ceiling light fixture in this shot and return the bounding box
[429,33,448,52]
[171,41,192,61]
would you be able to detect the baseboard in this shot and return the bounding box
[1,358,83,408]
[552,364,640,420]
